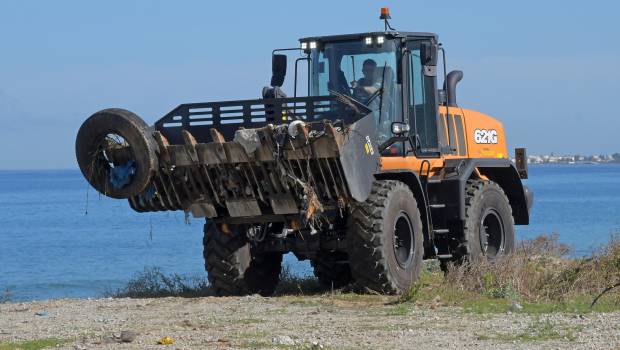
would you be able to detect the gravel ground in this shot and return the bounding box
[1,295,619,349]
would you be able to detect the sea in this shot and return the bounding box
[1,164,619,301]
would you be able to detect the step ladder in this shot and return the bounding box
[419,160,452,260]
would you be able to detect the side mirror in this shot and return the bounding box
[271,54,287,87]
[420,42,437,65]
[391,122,410,135]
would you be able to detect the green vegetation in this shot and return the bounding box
[477,318,581,342]
[0,338,68,350]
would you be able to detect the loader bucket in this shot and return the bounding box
[76,95,380,224]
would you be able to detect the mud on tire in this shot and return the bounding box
[347,180,424,294]
[203,222,282,296]
[455,180,515,262]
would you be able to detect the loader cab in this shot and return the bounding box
[301,32,442,156]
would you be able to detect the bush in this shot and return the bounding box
[106,267,214,298]
[107,265,324,298]
[444,234,620,304]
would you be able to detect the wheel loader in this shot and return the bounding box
[76,8,533,296]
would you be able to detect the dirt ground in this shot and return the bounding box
[1,295,619,350]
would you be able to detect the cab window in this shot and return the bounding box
[408,41,439,154]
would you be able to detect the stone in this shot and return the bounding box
[272,335,295,346]
[120,330,138,343]
[508,302,523,312]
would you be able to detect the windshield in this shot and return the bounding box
[310,39,402,143]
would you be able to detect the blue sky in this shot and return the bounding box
[0,1,618,169]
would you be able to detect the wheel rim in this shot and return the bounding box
[393,212,414,268]
[479,208,505,257]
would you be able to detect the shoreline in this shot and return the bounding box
[1,295,618,349]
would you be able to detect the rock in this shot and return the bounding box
[272,335,295,346]
[103,336,117,344]
[120,330,138,343]
[508,302,523,312]
[310,340,324,349]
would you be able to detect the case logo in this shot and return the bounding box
[474,129,498,144]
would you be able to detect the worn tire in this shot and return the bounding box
[203,222,282,296]
[347,180,424,294]
[456,180,515,262]
[311,252,352,289]
[75,108,157,199]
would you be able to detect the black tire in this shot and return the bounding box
[311,252,352,289]
[347,180,424,294]
[203,222,282,296]
[76,108,157,199]
[456,180,515,262]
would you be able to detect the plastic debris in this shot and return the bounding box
[233,128,261,154]
[34,311,48,317]
[108,160,136,189]
[157,336,175,345]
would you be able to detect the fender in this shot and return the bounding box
[443,158,532,225]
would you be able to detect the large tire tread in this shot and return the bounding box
[311,252,352,289]
[455,179,515,262]
[347,180,423,294]
[203,222,282,296]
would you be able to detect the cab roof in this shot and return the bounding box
[299,31,438,43]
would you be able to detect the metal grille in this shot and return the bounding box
[155,95,342,144]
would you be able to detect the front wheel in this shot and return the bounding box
[347,180,424,294]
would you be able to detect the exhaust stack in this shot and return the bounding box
[443,70,463,107]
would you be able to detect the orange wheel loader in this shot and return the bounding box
[76,9,533,295]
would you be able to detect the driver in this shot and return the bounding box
[351,59,381,104]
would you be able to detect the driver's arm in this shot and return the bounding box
[362,86,379,94]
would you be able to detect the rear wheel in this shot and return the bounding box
[456,180,515,262]
[311,252,352,289]
[203,222,282,296]
[347,180,424,294]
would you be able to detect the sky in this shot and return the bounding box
[0,1,619,169]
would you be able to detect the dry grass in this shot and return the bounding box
[444,234,620,304]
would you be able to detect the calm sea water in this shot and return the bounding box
[1,164,619,301]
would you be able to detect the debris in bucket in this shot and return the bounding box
[108,160,136,189]
[233,128,261,154]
